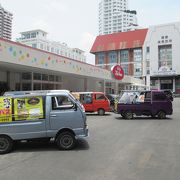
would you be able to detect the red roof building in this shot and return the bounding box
[90,29,148,78]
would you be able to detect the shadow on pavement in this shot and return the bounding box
[12,138,89,153]
[86,113,111,116]
[115,116,172,121]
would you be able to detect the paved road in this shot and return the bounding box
[0,98,180,180]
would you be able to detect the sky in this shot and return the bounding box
[1,0,180,64]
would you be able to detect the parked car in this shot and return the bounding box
[72,92,110,115]
[117,90,173,119]
[0,90,88,154]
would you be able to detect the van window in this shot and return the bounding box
[52,96,74,110]
[153,93,166,101]
[80,94,92,104]
[95,94,106,100]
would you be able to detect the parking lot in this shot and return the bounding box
[0,98,180,180]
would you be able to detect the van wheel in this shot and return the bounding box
[56,132,76,150]
[0,135,13,154]
[157,111,166,119]
[124,111,133,119]
[98,109,105,116]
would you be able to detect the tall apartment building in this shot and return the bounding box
[99,0,138,35]
[0,4,13,40]
[16,30,86,62]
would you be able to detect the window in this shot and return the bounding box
[95,94,106,100]
[80,94,92,104]
[52,96,74,110]
[153,93,166,101]
[22,73,32,80]
[120,50,129,62]
[42,74,48,81]
[97,53,105,64]
[33,73,41,80]
[146,46,150,53]
[108,51,117,64]
[40,44,43,49]
[32,43,37,48]
[158,45,172,70]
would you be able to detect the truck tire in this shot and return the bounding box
[56,132,76,150]
[124,111,133,119]
[98,109,105,116]
[0,135,13,154]
[157,111,166,119]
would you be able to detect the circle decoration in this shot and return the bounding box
[111,65,124,80]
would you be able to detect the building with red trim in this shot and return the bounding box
[91,23,180,94]
[90,29,148,93]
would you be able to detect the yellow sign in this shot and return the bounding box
[14,96,44,121]
[0,97,12,123]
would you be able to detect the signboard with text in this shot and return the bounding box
[111,65,124,80]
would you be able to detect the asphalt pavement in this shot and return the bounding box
[0,98,180,180]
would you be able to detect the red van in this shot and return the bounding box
[72,92,110,115]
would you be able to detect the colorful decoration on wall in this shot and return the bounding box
[0,40,110,78]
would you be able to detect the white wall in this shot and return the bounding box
[144,22,180,76]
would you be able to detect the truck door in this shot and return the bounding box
[49,95,83,131]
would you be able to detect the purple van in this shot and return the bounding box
[117,90,173,119]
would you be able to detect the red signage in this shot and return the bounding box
[111,65,124,80]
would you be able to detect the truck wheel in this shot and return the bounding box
[56,132,76,150]
[157,111,166,119]
[124,111,133,119]
[0,135,13,154]
[121,113,125,118]
[98,109,105,116]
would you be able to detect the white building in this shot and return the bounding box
[0,4,13,40]
[99,0,138,35]
[143,22,180,93]
[16,29,86,62]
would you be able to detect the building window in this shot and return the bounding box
[33,73,41,80]
[120,50,129,62]
[42,74,48,81]
[158,45,172,71]
[97,53,105,64]
[146,46,150,53]
[32,43,37,48]
[22,73,32,80]
[40,44,43,50]
[134,49,142,62]
[108,51,117,64]
[121,64,128,75]
[31,33,36,38]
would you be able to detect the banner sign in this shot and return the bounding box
[0,97,12,123]
[14,96,44,121]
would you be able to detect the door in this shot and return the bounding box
[80,93,93,112]
[93,93,110,112]
[49,95,83,131]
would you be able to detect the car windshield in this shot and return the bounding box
[119,91,140,104]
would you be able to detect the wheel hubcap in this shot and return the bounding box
[0,138,8,150]
[60,135,73,148]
